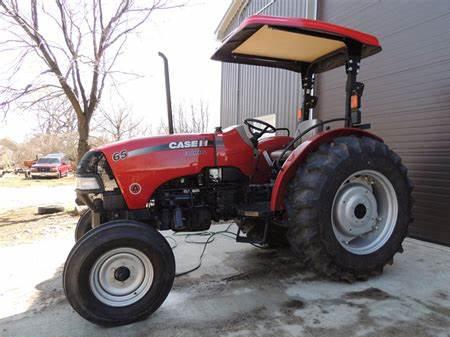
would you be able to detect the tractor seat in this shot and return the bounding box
[269,119,325,163]
[270,149,292,161]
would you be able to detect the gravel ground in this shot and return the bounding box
[0,185,75,212]
[1,184,449,337]
[0,208,76,246]
[0,225,449,337]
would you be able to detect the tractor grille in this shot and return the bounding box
[97,156,118,192]
[77,151,118,192]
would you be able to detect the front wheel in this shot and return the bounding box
[74,209,93,241]
[63,221,175,326]
[286,136,413,281]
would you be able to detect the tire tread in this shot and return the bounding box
[286,136,413,282]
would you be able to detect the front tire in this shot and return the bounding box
[63,221,175,326]
[285,136,413,281]
[74,209,93,241]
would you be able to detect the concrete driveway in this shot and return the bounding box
[1,224,449,337]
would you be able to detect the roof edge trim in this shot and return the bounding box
[215,0,249,40]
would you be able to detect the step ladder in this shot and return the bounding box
[236,202,272,244]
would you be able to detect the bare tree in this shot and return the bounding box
[11,132,79,165]
[35,95,77,134]
[0,138,18,152]
[159,100,210,134]
[0,138,17,168]
[97,105,149,141]
[0,0,183,160]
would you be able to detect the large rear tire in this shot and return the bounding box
[63,221,175,326]
[285,136,413,281]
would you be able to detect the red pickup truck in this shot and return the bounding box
[30,154,71,179]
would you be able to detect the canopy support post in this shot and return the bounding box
[345,44,365,128]
[301,72,318,122]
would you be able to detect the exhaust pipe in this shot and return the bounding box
[158,52,174,134]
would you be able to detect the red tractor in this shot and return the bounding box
[64,16,413,326]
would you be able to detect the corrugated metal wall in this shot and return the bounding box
[220,0,314,132]
[317,0,450,245]
[220,62,240,126]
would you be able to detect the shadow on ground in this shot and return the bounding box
[1,239,450,337]
[0,213,54,227]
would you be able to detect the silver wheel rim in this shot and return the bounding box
[89,247,154,307]
[331,169,398,255]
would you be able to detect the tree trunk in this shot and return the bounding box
[77,114,91,162]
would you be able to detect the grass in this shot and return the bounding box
[0,173,76,188]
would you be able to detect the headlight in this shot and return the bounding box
[76,176,101,190]
[31,168,37,172]
[51,167,58,172]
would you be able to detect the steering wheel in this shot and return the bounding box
[244,118,277,143]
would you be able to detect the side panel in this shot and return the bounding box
[270,128,382,211]
[62,163,70,175]
[99,134,216,210]
[216,128,256,177]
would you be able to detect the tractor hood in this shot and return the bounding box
[78,125,255,210]
[88,133,216,209]
[96,133,215,161]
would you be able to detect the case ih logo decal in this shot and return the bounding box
[129,183,142,195]
[168,139,209,149]
[126,139,212,159]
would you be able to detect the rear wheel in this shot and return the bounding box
[285,136,413,281]
[63,221,175,326]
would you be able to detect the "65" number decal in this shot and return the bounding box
[112,150,128,161]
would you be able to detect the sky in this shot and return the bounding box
[0,0,232,142]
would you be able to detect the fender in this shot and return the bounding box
[270,128,383,211]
